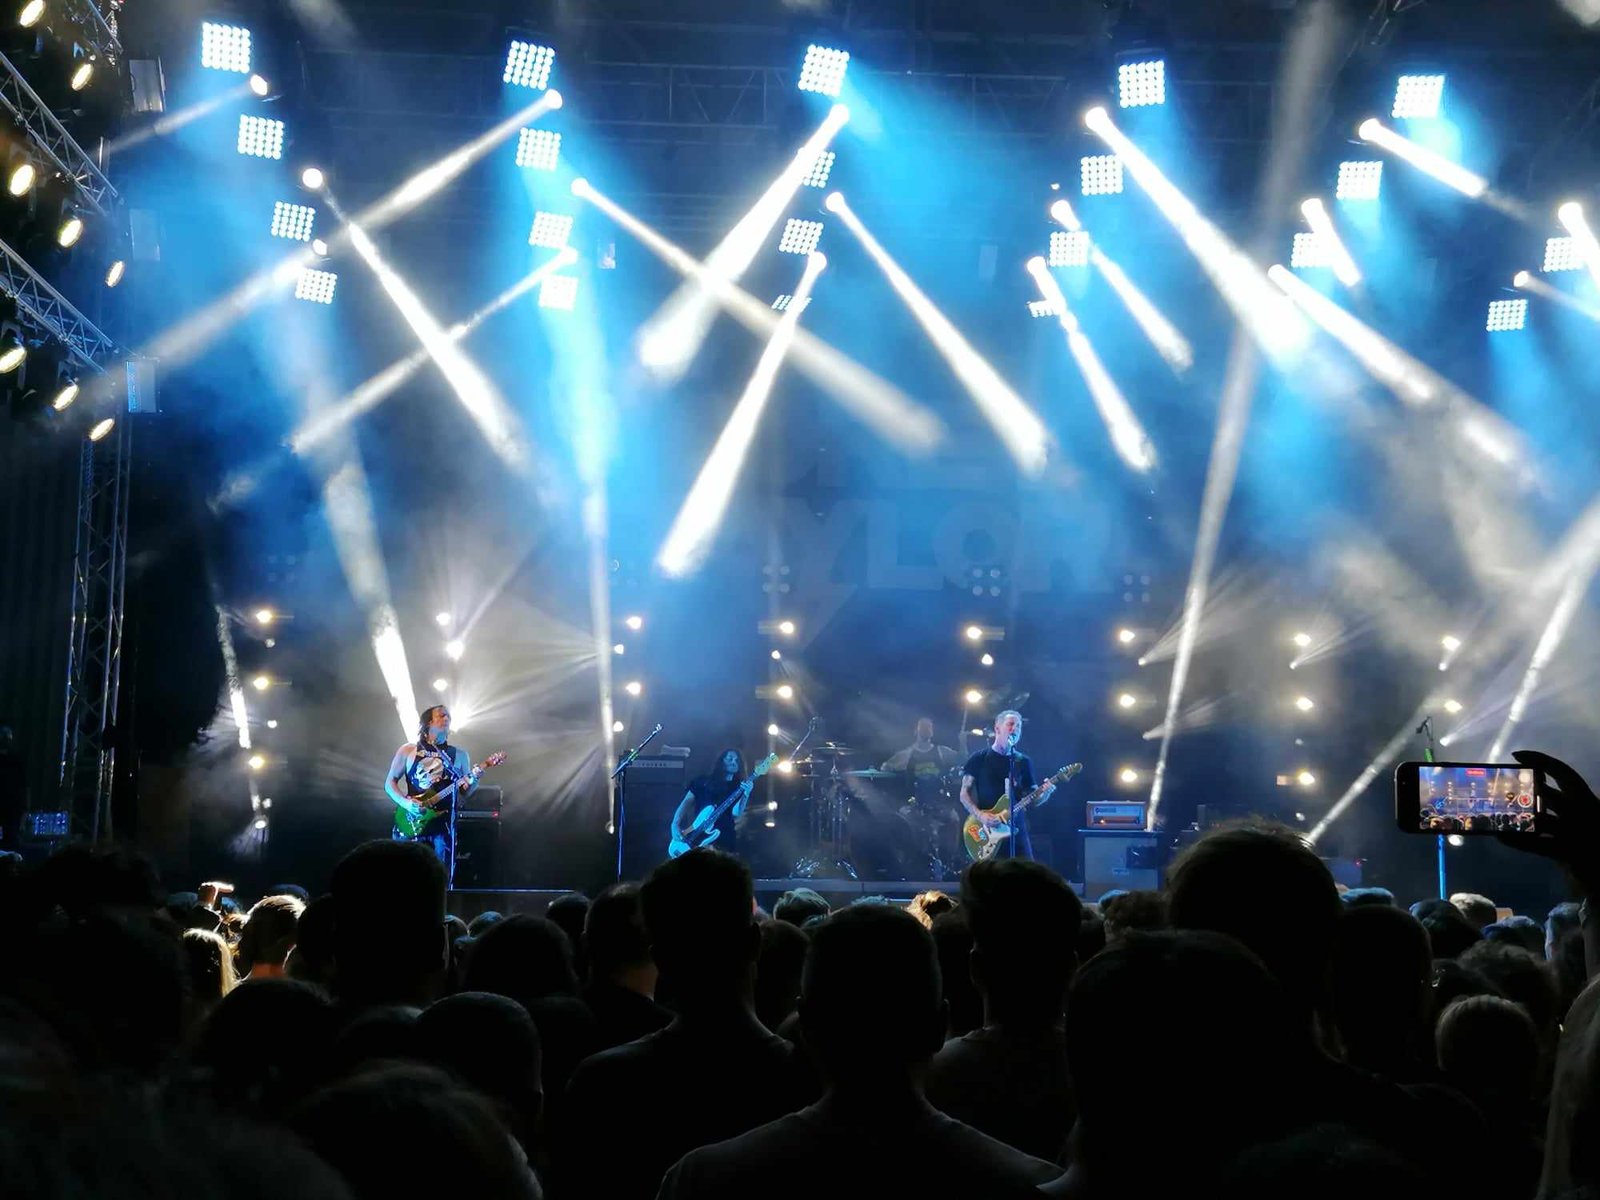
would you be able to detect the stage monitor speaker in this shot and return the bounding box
[1082,830,1160,899]
[617,755,689,881]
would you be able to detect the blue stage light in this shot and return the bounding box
[1486,298,1527,332]
[528,211,574,248]
[1118,59,1166,108]
[1290,231,1330,269]
[270,201,315,241]
[802,150,836,189]
[1080,155,1124,196]
[201,22,251,73]
[1027,298,1063,319]
[772,294,811,313]
[1048,230,1090,267]
[1544,236,1582,272]
[237,115,284,160]
[503,41,556,90]
[798,45,850,97]
[295,268,338,305]
[1392,74,1445,119]
[1335,160,1383,201]
[539,274,579,311]
[778,218,824,255]
[515,128,561,170]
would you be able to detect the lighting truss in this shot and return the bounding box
[802,150,836,189]
[1080,155,1123,196]
[528,211,574,248]
[539,273,579,310]
[798,45,850,97]
[1048,230,1090,267]
[1486,298,1528,332]
[1118,59,1166,108]
[295,267,338,304]
[270,201,315,241]
[778,218,823,255]
[0,234,118,370]
[0,50,118,216]
[237,114,285,160]
[503,40,556,91]
[1392,74,1445,119]
[515,127,561,170]
[1544,236,1582,272]
[1335,160,1383,202]
[1290,231,1331,269]
[201,22,251,73]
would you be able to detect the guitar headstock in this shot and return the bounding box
[1055,763,1083,784]
[751,752,779,777]
[482,752,507,768]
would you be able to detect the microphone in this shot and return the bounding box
[1415,716,1433,736]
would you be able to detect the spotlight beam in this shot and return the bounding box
[638,103,849,380]
[1356,118,1529,220]
[1299,197,1361,287]
[215,605,251,749]
[1485,568,1595,761]
[658,252,826,577]
[106,81,254,153]
[827,193,1049,474]
[1025,256,1154,471]
[141,89,562,370]
[1307,701,1432,845]
[1557,203,1600,293]
[333,204,528,468]
[1515,269,1600,324]
[571,179,943,455]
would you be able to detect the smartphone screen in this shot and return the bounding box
[1394,761,1541,834]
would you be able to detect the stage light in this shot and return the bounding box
[529,211,574,249]
[201,21,252,73]
[1443,699,1463,714]
[802,150,836,189]
[1543,237,1581,273]
[778,218,824,255]
[1297,769,1317,787]
[778,620,796,636]
[0,336,25,372]
[964,689,984,705]
[777,683,794,700]
[18,1,43,28]
[964,624,983,640]
[434,611,452,627]
[445,638,464,661]
[1118,628,1137,644]
[776,762,793,776]
[250,673,271,691]
[266,719,277,729]
[503,40,556,90]
[980,653,994,666]
[1117,693,1137,709]
[770,650,782,661]
[310,238,330,258]
[1026,298,1062,319]
[625,614,643,630]
[1119,767,1140,785]
[271,201,315,241]
[798,44,850,97]
[1447,833,1465,847]
[253,817,268,831]
[1290,231,1329,269]
[1118,59,1166,108]
[56,213,83,248]
[1335,160,1383,201]
[515,128,561,170]
[768,799,779,811]
[835,195,1048,473]
[105,260,125,287]
[248,753,266,770]
[264,639,275,648]
[1556,202,1600,288]
[624,680,642,696]
[51,379,77,410]
[1441,635,1461,652]
[6,160,33,196]
[772,294,810,313]
[237,115,285,160]
[1048,230,1090,267]
[1357,118,1486,198]
[249,74,270,97]
[1080,155,1124,196]
[1392,73,1445,120]
[87,417,114,442]
[538,274,579,311]
[294,267,338,304]
[1300,198,1361,286]
[254,608,275,624]
[1295,695,1315,712]
[767,723,781,736]
[611,719,624,733]
[1487,299,1527,332]
[429,678,448,693]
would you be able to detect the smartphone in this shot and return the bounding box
[1394,761,1543,835]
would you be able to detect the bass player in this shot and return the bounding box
[960,710,1055,861]
[671,749,752,860]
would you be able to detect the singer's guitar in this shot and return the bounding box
[668,753,778,858]
[392,751,506,840]
[961,762,1083,862]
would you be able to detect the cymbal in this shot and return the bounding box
[796,743,854,759]
[846,768,896,778]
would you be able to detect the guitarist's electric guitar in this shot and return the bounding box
[669,753,778,858]
[392,751,506,840]
[962,762,1083,862]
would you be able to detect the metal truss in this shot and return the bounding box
[58,414,130,843]
[60,0,123,66]
[0,236,121,371]
[0,50,120,217]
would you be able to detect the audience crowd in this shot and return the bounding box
[4,747,1600,1198]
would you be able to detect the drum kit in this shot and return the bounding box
[787,742,965,882]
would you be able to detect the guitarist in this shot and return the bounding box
[672,749,751,860]
[385,704,477,874]
[959,710,1055,861]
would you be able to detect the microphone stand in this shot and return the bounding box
[613,723,662,881]
[431,739,466,892]
[1417,716,1446,899]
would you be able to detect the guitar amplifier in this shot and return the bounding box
[454,789,502,889]
[1087,801,1147,829]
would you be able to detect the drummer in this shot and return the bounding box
[881,718,963,808]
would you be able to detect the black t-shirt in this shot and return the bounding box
[962,747,1035,812]
[687,773,745,851]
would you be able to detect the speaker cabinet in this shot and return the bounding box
[1082,830,1161,899]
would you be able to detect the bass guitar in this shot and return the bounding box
[961,762,1083,862]
[392,751,506,840]
[669,752,778,858]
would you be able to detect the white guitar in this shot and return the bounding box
[668,753,778,858]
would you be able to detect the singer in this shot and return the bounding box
[385,704,477,875]
[960,710,1053,861]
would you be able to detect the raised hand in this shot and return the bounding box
[1502,750,1600,898]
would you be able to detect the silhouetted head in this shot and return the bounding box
[1482,915,1544,956]
[418,991,543,1148]
[906,890,956,929]
[544,893,589,963]
[330,841,447,1009]
[1331,904,1432,1076]
[754,918,809,1033]
[1101,889,1167,942]
[960,858,1081,1028]
[930,910,980,1038]
[1437,994,1540,1112]
[773,887,830,928]
[640,849,758,1001]
[1458,941,1559,1045]
[583,883,651,985]
[288,894,336,987]
[193,978,336,1118]
[239,894,305,973]
[1449,893,1498,930]
[461,915,578,1005]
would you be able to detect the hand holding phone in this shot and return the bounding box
[1500,750,1600,898]
[1395,761,1542,836]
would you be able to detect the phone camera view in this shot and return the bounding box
[1418,765,1538,833]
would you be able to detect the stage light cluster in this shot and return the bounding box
[539,273,580,311]
[778,218,824,255]
[1048,230,1090,267]
[1392,73,1445,119]
[802,151,836,189]
[1335,160,1383,201]
[1027,298,1063,319]
[295,267,338,305]
[1080,155,1124,196]
[503,41,556,91]
[1544,236,1582,273]
[1290,231,1330,269]
[528,211,574,248]
[1486,298,1527,332]
[1118,59,1166,108]
[270,201,316,242]
[201,22,252,73]
[237,115,285,160]
[516,128,562,170]
[798,45,851,97]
